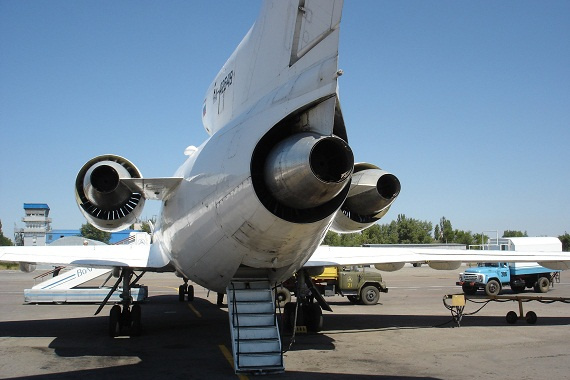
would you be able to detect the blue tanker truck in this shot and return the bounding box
[457,262,560,296]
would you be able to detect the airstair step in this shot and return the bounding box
[236,339,281,353]
[234,326,279,340]
[227,278,283,374]
[232,301,274,314]
[229,280,270,290]
[236,352,283,369]
[228,289,273,302]
[233,313,275,327]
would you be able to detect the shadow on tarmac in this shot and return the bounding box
[2,293,568,379]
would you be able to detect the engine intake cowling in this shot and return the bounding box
[75,155,145,232]
[331,163,400,233]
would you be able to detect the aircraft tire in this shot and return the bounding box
[305,303,323,332]
[130,304,142,336]
[109,305,121,337]
[178,285,186,302]
[187,285,194,302]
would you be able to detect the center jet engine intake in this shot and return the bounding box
[331,163,401,233]
[75,155,145,232]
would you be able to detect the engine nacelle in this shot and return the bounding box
[75,155,145,232]
[264,132,354,209]
[331,163,401,233]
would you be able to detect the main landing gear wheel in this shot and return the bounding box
[108,304,142,337]
[282,302,323,332]
[99,268,145,337]
[178,284,194,302]
[179,279,194,302]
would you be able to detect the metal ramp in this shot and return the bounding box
[24,267,147,304]
[227,279,284,375]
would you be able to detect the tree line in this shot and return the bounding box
[1,216,569,251]
[323,214,570,252]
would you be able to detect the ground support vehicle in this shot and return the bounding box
[279,266,388,306]
[457,262,560,296]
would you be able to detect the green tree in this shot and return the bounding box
[471,233,489,249]
[80,223,111,244]
[396,214,433,244]
[503,230,528,238]
[438,217,454,243]
[559,233,570,252]
[0,220,14,246]
[453,230,474,246]
[323,231,342,246]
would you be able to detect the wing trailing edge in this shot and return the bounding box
[305,246,570,272]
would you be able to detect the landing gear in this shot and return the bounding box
[178,278,194,302]
[281,270,329,333]
[95,268,145,337]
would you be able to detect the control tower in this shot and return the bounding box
[15,203,52,246]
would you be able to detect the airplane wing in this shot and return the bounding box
[0,244,172,270]
[305,246,570,271]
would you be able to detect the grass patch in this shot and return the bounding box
[0,263,19,270]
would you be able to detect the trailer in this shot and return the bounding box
[443,293,570,326]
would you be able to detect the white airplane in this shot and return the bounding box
[2,0,570,374]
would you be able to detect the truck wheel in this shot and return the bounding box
[485,279,501,296]
[534,277,549,293]
[347,295,359,304]
[360,285,380,305]
[511,284,525,293]
[506,311,518,324]
[462,284,477,295]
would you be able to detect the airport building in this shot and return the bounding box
[14,203,52,246]
[15,203,142,245]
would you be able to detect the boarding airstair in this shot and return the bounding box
[227,279,284,375]
[24,266,147,304]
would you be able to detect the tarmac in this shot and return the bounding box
[1,265,570,379]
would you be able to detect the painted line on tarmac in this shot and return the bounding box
[218,344,248,380]
[187,303,202,318]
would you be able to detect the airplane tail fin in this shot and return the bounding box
[202,0,344,135]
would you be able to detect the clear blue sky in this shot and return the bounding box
[1,1,569,240]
